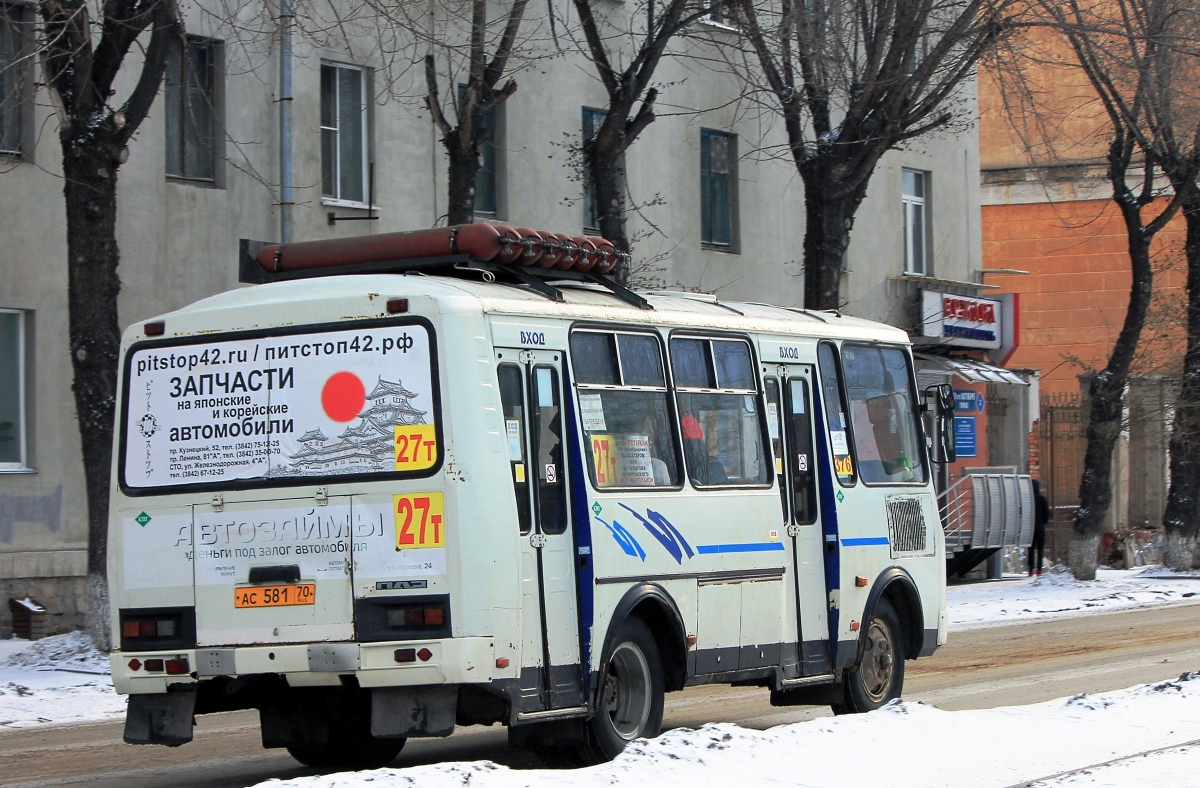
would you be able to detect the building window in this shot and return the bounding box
[1,4,25,156]
[582,107,607,231]
[459,86,498,216]
[165,38,218,181]
[0,309,28,470]
[902,169,928,275]
[701,129,735,249]
[322,63,368,204]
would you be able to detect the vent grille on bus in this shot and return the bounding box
[886,496,931,556]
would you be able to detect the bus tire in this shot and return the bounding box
[588,616,666,761]
[833,597,905,714]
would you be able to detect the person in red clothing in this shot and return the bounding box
[680,412,727,485]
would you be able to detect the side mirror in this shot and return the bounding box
[923,383,957,464]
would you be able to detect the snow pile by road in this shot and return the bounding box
[0,632,124,729]
[254,673,1200,788]
[947,565,1200,631]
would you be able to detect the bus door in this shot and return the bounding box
[764,365,831,676]
[495,349,584,712]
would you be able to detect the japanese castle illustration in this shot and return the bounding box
[273,378,426,476]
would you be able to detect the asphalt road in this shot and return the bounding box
[3,601,1199,788]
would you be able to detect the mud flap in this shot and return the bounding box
[124,690,197,746]
[370,686,458,738]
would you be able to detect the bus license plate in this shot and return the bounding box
[233,584,316,608]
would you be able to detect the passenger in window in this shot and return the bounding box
[681,412,728,485]
[636,418,674,486]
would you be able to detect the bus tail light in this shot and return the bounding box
[164,658,190,675]
[384,602,447,630]
[118,608,197,651]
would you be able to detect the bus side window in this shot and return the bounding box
[786,377,818,524]
[670,337,770,487]
[531,365,567,535]
[498,364,532,534]
[764,377,787,520]
[817,342,857,486]
[571,329,680,489]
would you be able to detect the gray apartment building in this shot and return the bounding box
[0,1,993,633]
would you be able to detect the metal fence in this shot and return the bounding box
[1037,393,1085,563]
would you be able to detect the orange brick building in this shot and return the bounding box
[978,26,1186,534]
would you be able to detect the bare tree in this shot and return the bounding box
[424,0,532,225]
[570,0,712,279]
[728,0,1009,310]
[1020,0,1194,578]
[31,0,181,648]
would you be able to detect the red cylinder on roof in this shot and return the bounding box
[256,224,509,273]
[537,231,565,268]
[555,234,581,270]
[593,239,618,274]
[513,228,545,267]
[574,237,599,272]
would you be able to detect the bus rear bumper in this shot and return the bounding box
[112,636,497,695]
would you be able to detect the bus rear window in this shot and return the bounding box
[119,320,439,493]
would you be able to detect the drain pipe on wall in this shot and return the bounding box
[279,0,294,243]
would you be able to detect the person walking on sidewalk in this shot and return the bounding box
[1030,478,1049,576]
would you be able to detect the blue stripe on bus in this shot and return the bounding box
[841,536,890,546]
[562,359,594,692]
[696,542,787,554]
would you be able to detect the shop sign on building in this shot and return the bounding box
[922,291,1003,349]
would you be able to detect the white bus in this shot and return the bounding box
[109,228,955,768]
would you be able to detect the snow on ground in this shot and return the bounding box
[0,632,124,729]
[947,565,1200,631]
[0,566,1199,732]
[252,674,1200,788]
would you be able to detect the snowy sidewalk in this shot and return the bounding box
[1,565,1199,733]
[252,674,1200,788]
[948,566,1200,630]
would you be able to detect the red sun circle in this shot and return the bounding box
[321,372,366,422]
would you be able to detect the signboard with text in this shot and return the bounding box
[120,321,437,491]
[923,291,1003,350]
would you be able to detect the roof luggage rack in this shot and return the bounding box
[238,227,652,311]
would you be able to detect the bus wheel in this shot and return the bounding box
[833,597,905,714]
[591,616,665,760]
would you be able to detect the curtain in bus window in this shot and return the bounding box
[764,377,788,520]
[498,364,532,533]
[532,366,568,534]
[570,332,619,385]
[841,345,927,484]
[817,343,856,485]
[787,378,818,523]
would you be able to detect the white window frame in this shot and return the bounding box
[902,169,927,275]
[320,62,370,207]
[0,308,29,471]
